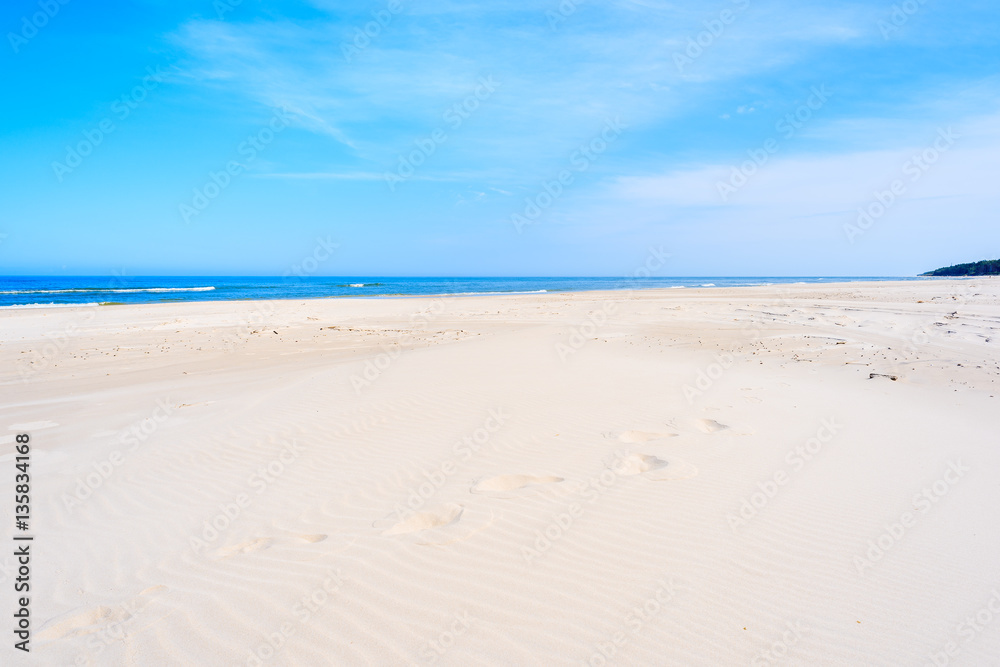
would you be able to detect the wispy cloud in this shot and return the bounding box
[7,0,998,275]
[170,0,884,186]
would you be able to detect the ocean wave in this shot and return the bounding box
[0,286,216,295]
[700,283,716,287]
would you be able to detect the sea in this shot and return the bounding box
[0,276,937,309]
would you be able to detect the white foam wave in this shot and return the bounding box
[0,286,215,295]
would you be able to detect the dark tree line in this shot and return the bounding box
[922,259,1000,276]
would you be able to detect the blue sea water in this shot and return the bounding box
[0,276,936,309]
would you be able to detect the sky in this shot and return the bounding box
[1,0,999,277]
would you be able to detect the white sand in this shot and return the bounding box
[2,278,999,665]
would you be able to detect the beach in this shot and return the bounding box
[3,277,1000,665]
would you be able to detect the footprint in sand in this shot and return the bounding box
[211,537,275,560]
[695,418,729,433]
[37,606,129,641]
[613,453,699,481]
[287,533,355,561]
[379,504,497,546]
[37,585,167,641]
[211,534,333,560]
[472,474,564,493]
[614,453,669,476]
[382,504,464,536]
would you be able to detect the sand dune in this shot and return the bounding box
[2,278,999,665]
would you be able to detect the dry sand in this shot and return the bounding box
[2,278,1000,665]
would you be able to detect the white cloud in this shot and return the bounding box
[610,110,1000,212]
[169,0,877,175]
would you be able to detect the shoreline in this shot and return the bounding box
[4,277,999,664]
[0,275,982,313]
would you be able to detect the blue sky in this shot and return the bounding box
[1,0,998,276]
